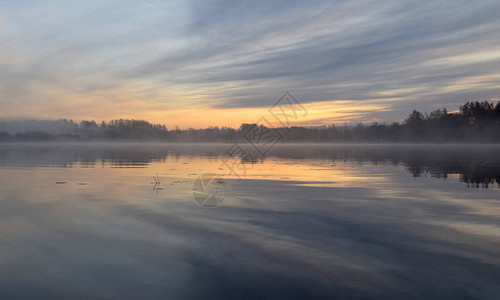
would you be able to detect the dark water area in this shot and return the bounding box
[0,143,499,299]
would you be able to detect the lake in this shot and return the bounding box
[0,143,499,299]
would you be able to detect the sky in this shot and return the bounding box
[1,0,500,128]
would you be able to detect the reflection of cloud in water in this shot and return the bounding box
[1,143,499,188]
[0,144,499,298]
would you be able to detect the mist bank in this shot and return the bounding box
[1,101,500,143]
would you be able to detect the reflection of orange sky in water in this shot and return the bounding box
[0,157,387,209]
[0,157,391,222]
[1,155,496,202]
[0,156,389,198]
[1,154,499,257]
[220,159,389,188]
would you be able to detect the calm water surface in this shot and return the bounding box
[0,144,499,299]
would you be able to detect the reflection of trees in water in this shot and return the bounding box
[1,144,499,188]
[405,160,500,188]
[0,144,224,167]
[267,144,500,188]
[462,174,499,189]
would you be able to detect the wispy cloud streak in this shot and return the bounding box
[1,0,500,125]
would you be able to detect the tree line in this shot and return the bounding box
[1,100,499,142]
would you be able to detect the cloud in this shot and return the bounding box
[1,0,500,126]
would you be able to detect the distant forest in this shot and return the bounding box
[1,100,500,143]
